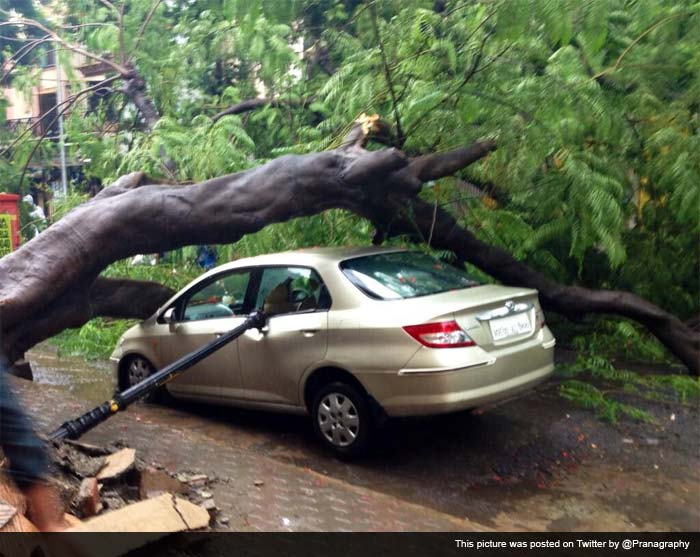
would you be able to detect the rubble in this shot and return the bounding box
[74,477,102,517]
[0,500,17,529]
[201,498,218,515]
[66,493,210,532]
[186,473,209,486]
[96,448,136,481]
[51,440,106,477]
[1,440,217,534]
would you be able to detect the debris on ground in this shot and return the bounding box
[96,447,136,481]
[0,500,17,529]
[139,466,187,499]
[0,440,216,534]
[66,493,209,532]
[74,477,102,517]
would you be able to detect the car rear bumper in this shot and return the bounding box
[359,342,555,417]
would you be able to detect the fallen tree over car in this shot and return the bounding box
[0,122,697,374]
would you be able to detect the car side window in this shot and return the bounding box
[181,269,252,321]
[255,267,330,316]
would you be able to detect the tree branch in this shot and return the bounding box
[211,96,316,123]
[0,18,128,75]
[369,3,405,146]
[2,278,174,362]
[409,140,497,181]
[130,0,163,57]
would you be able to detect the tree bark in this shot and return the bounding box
[120,62,160,132]
[2,278,174,362]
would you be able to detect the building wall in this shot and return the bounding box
[3,53,106,124]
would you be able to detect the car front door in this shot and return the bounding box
[159,268,253,401]
[238,266,330,406]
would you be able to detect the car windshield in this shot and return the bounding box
[340,251,479,300]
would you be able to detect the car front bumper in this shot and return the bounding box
[110,356,120,387]
[358,340,555,417]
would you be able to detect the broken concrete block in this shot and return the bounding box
[67,494,210,532]
[201,498,217,515]
[186,474,208,486]
[97,448,136,481]
[74,478,101,518]
[139,467,187,499]
[143,490,167,499]
[0,512,39,533]
[0,500,17,529]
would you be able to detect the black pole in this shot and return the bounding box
[48,311,267,441]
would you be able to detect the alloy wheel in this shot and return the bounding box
[317,392,360,447]
[127,357,151,387]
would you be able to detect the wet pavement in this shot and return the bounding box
[11,345,700,531]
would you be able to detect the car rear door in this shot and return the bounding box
[238,266,329,406]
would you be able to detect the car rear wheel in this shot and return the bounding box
[311,381,371,457]
[123,355,163,403]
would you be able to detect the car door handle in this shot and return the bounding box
[300,329,319,337]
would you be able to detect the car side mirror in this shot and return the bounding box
[162,307,177,331]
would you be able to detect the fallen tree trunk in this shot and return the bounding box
[0,125,697,374]
[0,127,478,359]
[3,278,175,362]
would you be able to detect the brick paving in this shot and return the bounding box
[9,375,485,532]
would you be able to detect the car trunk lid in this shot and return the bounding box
[395,285,543,352]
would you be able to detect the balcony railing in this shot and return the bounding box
[5,116,59,139]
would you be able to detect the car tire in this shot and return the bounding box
[122,355,164,403]
[311,381,372,457]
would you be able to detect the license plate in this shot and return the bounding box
[489,312,532,341]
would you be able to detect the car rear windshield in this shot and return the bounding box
[340,251,479,300]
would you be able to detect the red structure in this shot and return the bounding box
[0,193,21,255]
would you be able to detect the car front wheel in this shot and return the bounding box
[311,381,371,457]
[122,355,162,403]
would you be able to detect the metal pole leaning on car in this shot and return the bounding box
[48,311,268,441]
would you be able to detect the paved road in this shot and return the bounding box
[13,347,700,531]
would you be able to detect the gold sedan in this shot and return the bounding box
[111,247,555,456]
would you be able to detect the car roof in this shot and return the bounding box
[216,245,407,270]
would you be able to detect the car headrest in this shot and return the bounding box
[263,281,297,315]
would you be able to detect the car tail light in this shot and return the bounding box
[402,320,475,348]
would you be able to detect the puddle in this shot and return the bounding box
[27,344,115,405]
